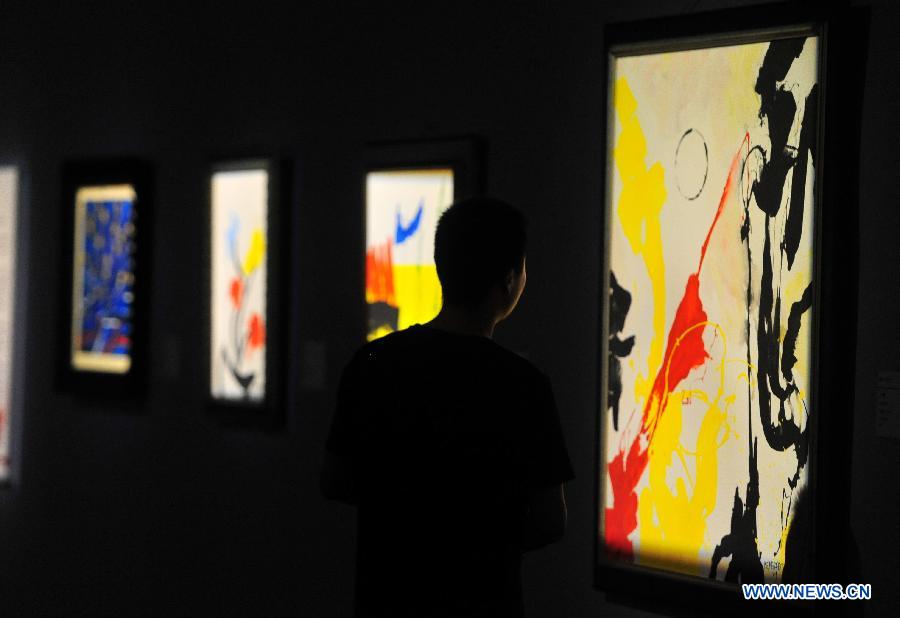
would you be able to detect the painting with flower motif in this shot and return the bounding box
[366,168,454,341]
[210,167,268,401]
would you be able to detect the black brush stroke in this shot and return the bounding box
[608,272,635,431]
[752,39,805,218]
[675,128,709,200]
[751,38,813,467]
[712,37,817,581]
[709,438,764,583]
[784,85,819,269]
[781,282,813,383]
[757,217,805,455]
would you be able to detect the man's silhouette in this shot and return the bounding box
[322,197,574,617]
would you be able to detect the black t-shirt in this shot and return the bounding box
[326,324,574,617]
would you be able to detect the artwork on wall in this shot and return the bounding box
[0,167,18,481]
[598,15,832,594]
[60,160,151,397]
[210,166,268,401]
[366,168,454,340]
[70,184,137,374]
[207,158,285,425]
[364,138,482,341]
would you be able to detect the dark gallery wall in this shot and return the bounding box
[0,1,897,616]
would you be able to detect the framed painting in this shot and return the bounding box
[596,5,864,611]
[0,166,20,482]
[364,138,482,341]
[206,158,287,427]
[59,160,151,397]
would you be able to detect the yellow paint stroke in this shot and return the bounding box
[367,324,394,342]
[637,322,732,575]
[393,264,442,331]
[613,78,667,409]
[243,229,266,275]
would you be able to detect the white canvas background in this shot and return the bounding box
[366,169,454,265]
[210,169,268,401]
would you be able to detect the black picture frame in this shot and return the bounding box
[595,5,866,615]
[58,159,152,399]
[362,136,484,341]
[204,157,289,430]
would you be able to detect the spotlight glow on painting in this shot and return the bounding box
[365,169,454,340]
[210,168,268,401]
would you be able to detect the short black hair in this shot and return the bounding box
[433,197,527,305]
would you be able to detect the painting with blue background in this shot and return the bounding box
[80,199,135,356]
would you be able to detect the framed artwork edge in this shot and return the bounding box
[0,161,28,487]
[57,158,153,401]
[204,155,290,431]
[594,3,867,609]
[363,135,485,193]
[361,136,485,343]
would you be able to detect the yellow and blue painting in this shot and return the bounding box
[366,169,454,340]
[71,184,137,374]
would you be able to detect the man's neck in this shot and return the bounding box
[425,305,496,339]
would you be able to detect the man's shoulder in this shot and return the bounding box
[354,326,421,358]
[350,325,550,384]
[343,327,426,374]
[487,342,549,383]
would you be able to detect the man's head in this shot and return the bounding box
[434,197,527,317]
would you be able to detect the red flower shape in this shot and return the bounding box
[247,313,265,350]
[230,278,243,308]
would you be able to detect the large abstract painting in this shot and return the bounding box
[600,29,821,585]
[366,169,454,340]
[0,167,18,480]
[70,184,137,374]
[210,167,268,402]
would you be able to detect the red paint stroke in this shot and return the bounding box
[365,240,396,306]
[247,313,265,350]
[230,278,244,308]
[606,437,647,558]
[604,134,749,559]
[645,273,709,438]
[698,134,749,273]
